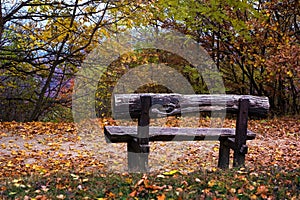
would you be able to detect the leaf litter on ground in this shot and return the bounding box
[0,116,299,199]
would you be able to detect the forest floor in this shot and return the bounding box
[0,116,299,199]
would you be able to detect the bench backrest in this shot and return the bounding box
[112,93,270,119]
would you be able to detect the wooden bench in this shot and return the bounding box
[104,94,269,172]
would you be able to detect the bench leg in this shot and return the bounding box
[128,95,151,173]
[233,144,248,167]
[233,151,245,167]
[233,98,250,168]
[218,139,230,169]
[127,140,149,172]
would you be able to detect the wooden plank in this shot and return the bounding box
[104,126,256,143]
[112,93,270,119]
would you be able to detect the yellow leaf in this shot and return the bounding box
[65,161,71,167]
[213,146,219,151]
[208,180,216,187]
[56,194,65,199]
[163,170,179,176]
[7,161,14,167]
[1,143,6,149]
[70,173,79,180]
[287,71,293,78]
[125,178,132,184]
[230,188,236,193]
[0,132,7,137]
[29,35,36,41]
[12,179,22,183]
[82,178,89,182]
[24,142,32,149]
[11,150,18,155]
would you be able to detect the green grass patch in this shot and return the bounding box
[1,166,299,199]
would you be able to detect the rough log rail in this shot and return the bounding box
[113,94,269,119]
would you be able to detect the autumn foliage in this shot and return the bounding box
[0,0,299,122]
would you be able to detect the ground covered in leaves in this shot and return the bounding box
[0,116,299,199]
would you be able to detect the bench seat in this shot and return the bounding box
[104,126,256,143]
[104,94,269,171]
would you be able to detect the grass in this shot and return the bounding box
[1,166,299,199]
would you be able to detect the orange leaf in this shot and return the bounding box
[147,184,167,190]
[129,190,137,197]
[157,193,166,200]
[256,185,268,195]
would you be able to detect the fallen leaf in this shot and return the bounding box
[157,193,166,200]
[129,190,137,197]
[163,170,179,176]
[256,185,268,195]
